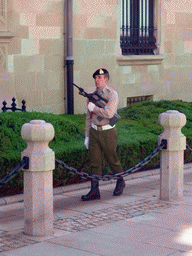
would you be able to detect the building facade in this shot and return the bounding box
[0,0,192,114]
[0,0,65,113]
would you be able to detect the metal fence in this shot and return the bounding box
[1,98,26,112]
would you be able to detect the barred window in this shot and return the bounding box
[120,0,157,55]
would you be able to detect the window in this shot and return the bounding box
[120,0,157,55]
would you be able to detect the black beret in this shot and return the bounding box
[92,68,109,78]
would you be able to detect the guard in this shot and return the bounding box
[81,68,125,201]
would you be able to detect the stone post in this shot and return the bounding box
[21,120,55,236]
[158,110,186,201]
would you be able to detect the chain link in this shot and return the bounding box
[186,144,192,152]
[0,140,167,189]
[0,157,29,189]
[55,140,167,181]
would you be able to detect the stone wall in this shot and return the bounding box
[73,0,120,113]
[73,0,192,114]
[1,0,192,114]
[162,0,192,102]
[0,0,65,113]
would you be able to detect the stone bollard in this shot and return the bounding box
[158,110,186,201]
[21,120,55,236]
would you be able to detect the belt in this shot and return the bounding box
[91,123,115,131]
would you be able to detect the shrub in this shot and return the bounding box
[1,100,192,196]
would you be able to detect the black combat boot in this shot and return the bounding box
[81,179,100,201]
[113,177,125,196]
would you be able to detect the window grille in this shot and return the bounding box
[120,0,157,55]
[127,95,153,106]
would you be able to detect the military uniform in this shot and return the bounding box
[81,68,125,201]
[85,85,123,175]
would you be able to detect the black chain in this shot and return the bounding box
[186,144,192,152]
[0,157,29,189]
[55,139,167,181]
[0,139,167,189]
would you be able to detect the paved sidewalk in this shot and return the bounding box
[0,164,192,256]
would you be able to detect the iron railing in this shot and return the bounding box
[1,98,26,112]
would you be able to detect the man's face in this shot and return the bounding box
[94,75,108,90]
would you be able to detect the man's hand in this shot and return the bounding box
[84,137,89,149]
[87,102,96,112]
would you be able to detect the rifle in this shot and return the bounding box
[73,83,121,126]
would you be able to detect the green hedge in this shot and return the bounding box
[1,100,192,195]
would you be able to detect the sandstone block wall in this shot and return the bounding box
[73,0,192,114]
[0,0,65,114]
[1,0,192,114]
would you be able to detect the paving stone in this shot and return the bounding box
[0,230,39,253]
[52,198,179,233]
[0,168,191,254]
